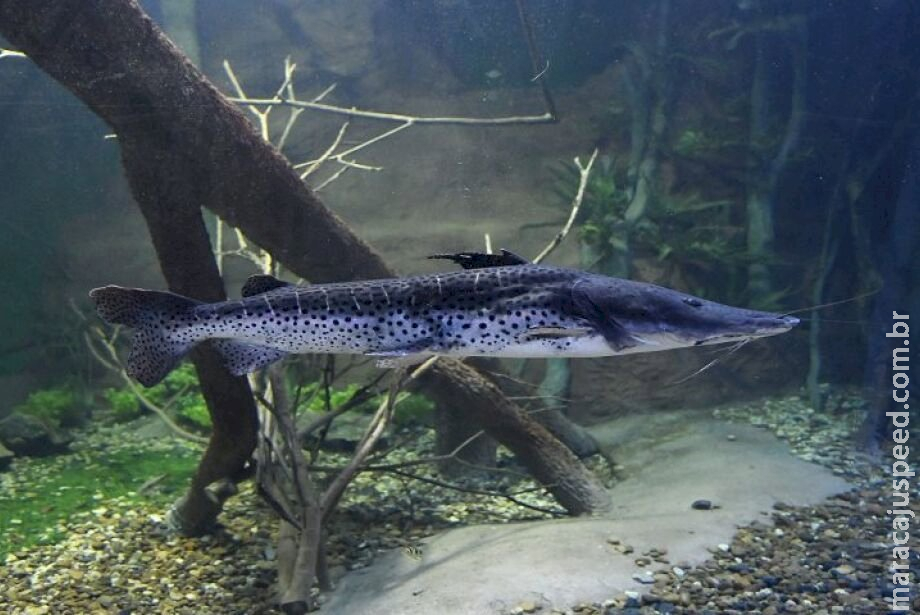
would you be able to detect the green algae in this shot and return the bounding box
[0,440,198,558]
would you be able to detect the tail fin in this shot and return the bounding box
[89,285,203,387]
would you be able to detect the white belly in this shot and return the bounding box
[447,335,616,359]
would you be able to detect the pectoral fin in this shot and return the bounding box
[570,281,639,351]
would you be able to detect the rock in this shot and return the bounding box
[0,412,71,456]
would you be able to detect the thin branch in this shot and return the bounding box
[385,468,565,516]
[320,370,405,521]
[533,149,598,264]
[0,48,27,59]
[297,121,413,176]
[215,216,225,275]
[296,372,389,442]
[313,166,349,192]
[334,158,383,172]
[223,60,271,140]
[311,83,337,103]
[228,95,555,126]
[364,428,485,471]
[298,121,349,179]
[275,57,304,152]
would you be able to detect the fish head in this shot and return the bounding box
[574,276,799,352]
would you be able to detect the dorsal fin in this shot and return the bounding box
[241,274,293,297]
[427,249,530,270]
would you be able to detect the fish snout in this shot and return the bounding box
[752,313,799,335]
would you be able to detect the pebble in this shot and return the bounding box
[514,600,538,613]
[691,499,714,510]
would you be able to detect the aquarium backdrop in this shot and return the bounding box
[0,1,916,614]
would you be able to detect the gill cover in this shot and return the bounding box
[569,279,640,351]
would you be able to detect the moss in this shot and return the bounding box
[102,388,143,422]
[13,386,84,428]
[173,396,212,430]
[102,364,212,430]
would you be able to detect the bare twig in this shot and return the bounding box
[385,468,565,516]
[533,148,598,264]
[275,57,304,151]
[313,166,350,192]
[320,369,405,521]
[228,95,555,126]
[223,60,270,139]
[297,373,389,442]
[298,121,350,179]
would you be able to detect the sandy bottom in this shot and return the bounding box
[323,410,852,615]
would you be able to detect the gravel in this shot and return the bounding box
[0,388,909,614]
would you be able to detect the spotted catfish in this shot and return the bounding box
[89,250,798,386]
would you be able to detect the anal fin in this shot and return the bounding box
[212,340,288,376]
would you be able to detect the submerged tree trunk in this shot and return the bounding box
[0,0,610,516]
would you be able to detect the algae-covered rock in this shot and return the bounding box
[0,411,72,457]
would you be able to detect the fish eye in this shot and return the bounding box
[682,297,703,308]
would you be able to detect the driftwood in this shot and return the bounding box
[0,0,610,528]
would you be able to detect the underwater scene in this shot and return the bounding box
[0,1,916,613]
